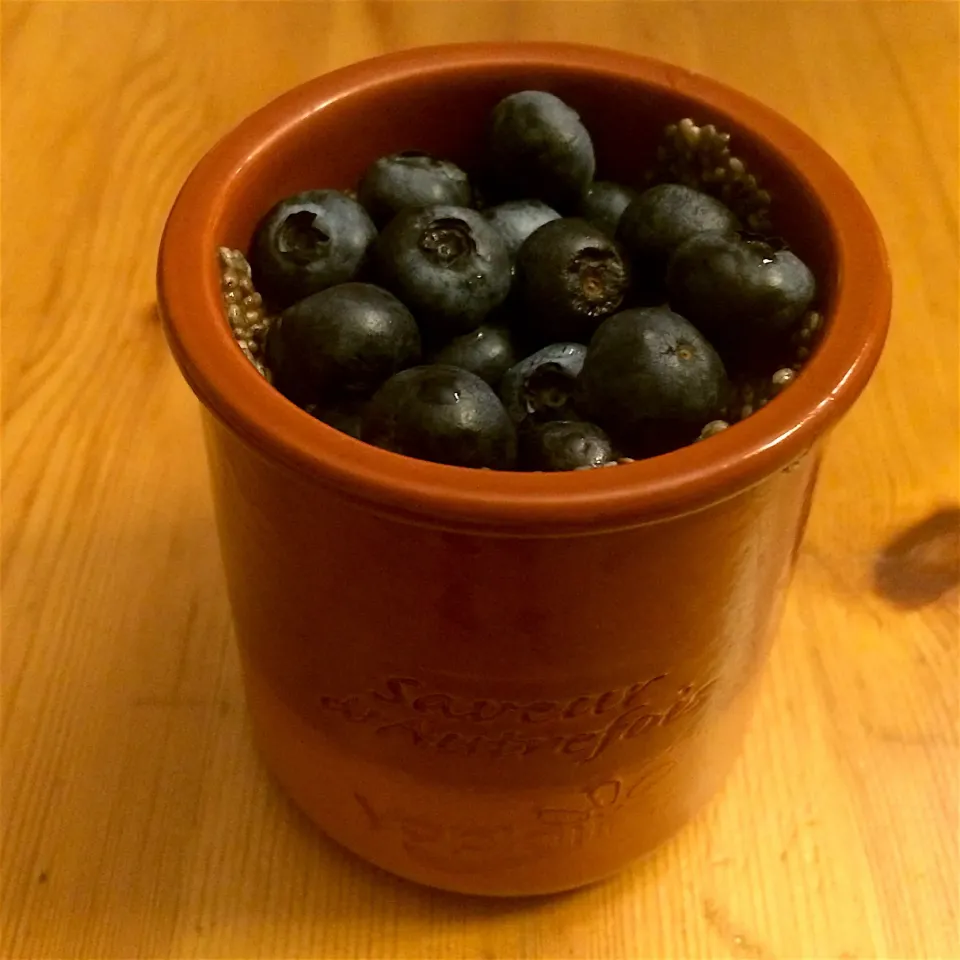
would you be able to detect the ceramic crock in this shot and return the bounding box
[157,43,890,896]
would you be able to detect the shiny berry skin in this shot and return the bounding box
[519,420,614,471]
[500,342,587,426]
[357,151,472,227]
[665,231,816,358]
[486,91,595,211]
[579,181,641,237]
[430,325,518,389]
[373,205,511,337]
[265,282,420,406]
[249,190,377,309]
[617,184,739,293]
[361,364,517,469]
[579,306,728,454]
[483,199,560,259]
[515,218,630,343]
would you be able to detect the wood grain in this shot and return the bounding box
[2,3,957,958]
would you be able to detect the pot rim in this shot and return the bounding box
[158,42,890,533]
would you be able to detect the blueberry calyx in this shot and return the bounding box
[419,218,477,265]
[572,247,627,317]
[276,212,331,263]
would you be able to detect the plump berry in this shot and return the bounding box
[515,218,630,343]
[579,307,728,455]
[483,199,560,259]
[500,342,587,426]
[249,190,377,309]
[486,91,595,211]
[665,231,816,359]
[374,205,511,336]
[362,365,517,469]
[266,282,420,406]
[519,420,614,471]
[617,184,739,293]
[430,325,518,389]
[357,152,472,227]
[310,399,366,439]
[579,181,641,237]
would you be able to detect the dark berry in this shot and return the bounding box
[362,365,517,469]
[310,398,366,439]
[515,218,630,342]
[500,342,587,426]
[358,152,472,227]
[579,181,641,237]
[486,91,595,211]
[250,190,377,309]
[665,231,816,360]
[430,325,518,389]
[373,205,511,337]
[483,199,560,259]
[617,184,739,294]
[265,282,420,406]
[579,307,728,455]
[519,420,614,471]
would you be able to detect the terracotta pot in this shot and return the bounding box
[157,43,890,896]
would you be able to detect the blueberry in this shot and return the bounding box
[500,342,587,426]
[309,398,366,439]
[430,325,518,389]
[265,282,420,406]
[519,420,614,471]
[665,231,816,360]
[617,184,739,294]
[362,365,517,469]
[250,190,377,309]
[579,181,641,237]
[373,205,511,336]
[486,91,595,211]
[579,307,728,455]
[483,199,560,260]
[515,218,630,342]
[358,152,472,227]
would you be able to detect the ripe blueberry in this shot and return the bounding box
[486,91,595,211]
[310,398,366,439]
[358,151,472,227]
[430,325,518,389]
[483,199,560,260]
[617,184,739,294]
[250,190,377,309]
[374,205,511,336]
[500,342,587,426]
[519,420,614,471]
[579,181,641,237]
[579,306,728,454]
[266,282,420,406]
[515,218,630,342]
[362,364,517,469]
[665,231,816,360]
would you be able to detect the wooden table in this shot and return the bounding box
[3,3,957,957]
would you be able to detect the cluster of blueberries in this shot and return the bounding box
[249,90,817,471]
